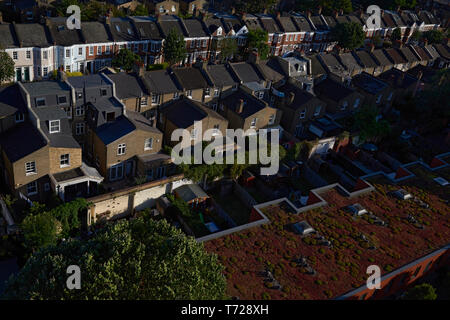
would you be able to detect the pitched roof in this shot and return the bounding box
[21,81,71,98]
[309,55,327,76]
[315,78,356,101]
[255,59,285,83]
[412,45,432,61]
[378,68,417,89]
[384,48,408,65]
[205,64,238,87]
[130,16,163,40]
[172,67,208,90]
[319,54,346,74]
[95,115,136,145]
[277,81,319,109]
[221,17,242,34]
[433,44,450,60]
[407,65,440,84]
[0,84,27,117]
[174,184,208,202]
[257,15,281,33]
[126,111,162,134]
[277,16,297,32]
[161,96,224,128]
[352,72,389,95]
[370,49,393,67]
[183,18,209,37]
[81,21,111,43]
[0,24,18,49]
[242,15,264,31]
[158,15,187,37]
[47,17,83,46]
[353,50,379,69]
[14,23,51,47]
[399,46,420,63]
[292,15,313,32]
[424,44,440,60]
[220,88,269,118]
[108,73,148,99]
[142,69,180,94]
[109,17,139,42]
[338,52,363,72]
[229,62,264,83]
[309,15,328,31]
[0,123,47,162]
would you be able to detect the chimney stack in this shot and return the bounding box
[306,10,311,19]
[288,92,295,104]
[417,70,423,80]
[248,50,260,64]
[0,12,3,24]
[334,10,338,18]
[370,43,375,52]
[339,9,344,15]
[318,6,322,15]
[133,61,145,77]
[276,11,281,20]
[237,99,244,113]
[413,71,423,97]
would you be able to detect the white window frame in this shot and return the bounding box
[60,153,70,168]
[13,51,18,60]
[26,50,31,59]
[49,120,60,133]
[144,138,153,151]
[25,161,36,175]
[117,143,126,155]
[75,105,85,116]
[89,46,94,56]
[15,112,24,123]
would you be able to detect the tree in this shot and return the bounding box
[2,216,226,300]
[331,22,365,51]
[0,51,15,83]
[235,0,277,14]
[21,212,61,251]
[112,48,141,71]
[391,28,402,42]
[354,105,391,143]
[294,0,352,14]
[403,283,437,300]
[164,29,187,66]
[246,29,270,60]
[219,38,238,63]
[423,30,444,45]
[131,4,148,16]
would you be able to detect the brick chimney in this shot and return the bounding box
[306,10,312,19]
[370,43,375,52]
[339,9,344,15]
[0,12,3,24]
[133,61,145,77]
[334,10,338,18]
[359,9,364,19]
[276,11,281,20]
[318,6,322,15]
[288,91,295,104]
[248,50,260,64]
[237,99,244,113]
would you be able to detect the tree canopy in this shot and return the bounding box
[219,38,238,63]
[353,105,391,143]
[246,29,270,60]
[423,30,444,45]
[331,22,365,51]
[235,0,277,14]
[164,29,187,66]
[0,51,15,83]
[403,283,437,300]
[294,0,352,14]
[3,216,227,300]
[112,48,141,71]
[391,28,402,42]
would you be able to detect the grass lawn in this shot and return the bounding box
[211,192,251,226]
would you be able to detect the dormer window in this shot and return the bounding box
[101,88,107,96]
[49,120,60,133]
[36,97,46,106]
[15,112,24,123]
[58,95,67,104]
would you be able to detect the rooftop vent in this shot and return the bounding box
[346,203,368,216]
[392,189,413,200]
[292,221,314,236]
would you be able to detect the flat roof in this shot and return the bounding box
[205,169,450,299]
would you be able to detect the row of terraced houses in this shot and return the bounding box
[0,7,444,82]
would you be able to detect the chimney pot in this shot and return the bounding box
[237,99,244,113]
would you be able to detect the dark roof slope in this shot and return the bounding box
[384,48,407,64]
[315,78,356,101]
[205,64,238,87]
[183,18,209,37]
[229,62,264,83]
[0,123,47,162]
[143,69,180,94]
[433,44,450,60]
[109,17,139,42]
[172,67,208,90]
[108,73,147,99]
[81,21,111,43]
[378,68,417,89]
[221,88,269,118]
[352,72,388,95]
[161,96,224,128]
[0,24,18,49]
[0,84,27,116]
[130,17,163,40]
[158,15,186,37]
[95,115,136,145]
[277,16,297,32]
[14,23,51,47]
[277,81,318,110]
[353,50,378,69]
[47,17,83,46]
